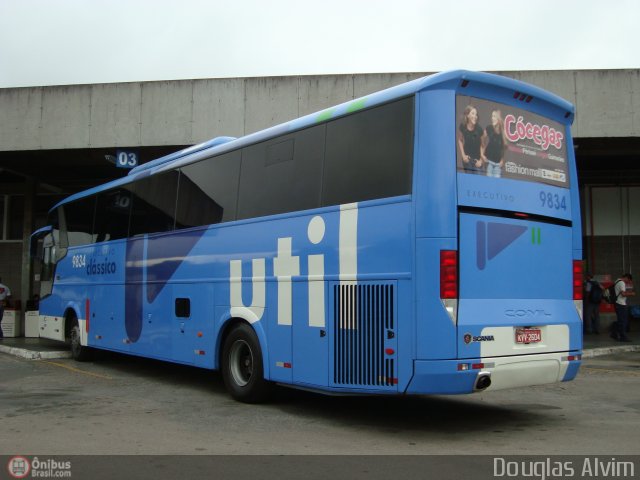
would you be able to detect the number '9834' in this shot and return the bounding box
[539,191,567,211]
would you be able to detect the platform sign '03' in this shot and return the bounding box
[115,150,138,169]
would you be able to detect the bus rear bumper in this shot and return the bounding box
[406,352,582,395]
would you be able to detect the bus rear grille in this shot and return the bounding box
[332,282,396,388]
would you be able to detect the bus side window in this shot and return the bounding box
[95,189,132,241]
[236,126,324,220]
[322,97,414,207]
[176,150,241,229]
[64,197,96,247]
[129,171,180,236]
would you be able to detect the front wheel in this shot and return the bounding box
[221,323,271,403]
[69,321,93,362]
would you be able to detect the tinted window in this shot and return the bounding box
[63,197,96,246]
[94,188,132,241]
[322,97,414,206]
[176,150,241,228]
[237,126,324,219]
[128,171,180,236]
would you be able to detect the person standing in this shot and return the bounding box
[583,273,602,334]
[611,273,635,342]
[0,277,12,339]
[457,105,486,174]
[482,109,507,178]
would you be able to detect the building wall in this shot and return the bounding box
[583,185,640,278]
[2,70,638,152]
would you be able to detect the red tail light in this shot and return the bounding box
[573,260,583,300]
[440,250,458,299]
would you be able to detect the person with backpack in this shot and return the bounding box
[583,273,602,334]
[0,277,11,339]
[610,273,636,342]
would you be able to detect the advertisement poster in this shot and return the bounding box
[456,95,569,188]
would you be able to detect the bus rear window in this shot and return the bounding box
[456,95,569,188]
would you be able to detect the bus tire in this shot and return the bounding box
[69,318,92,362]
[221,323,271,403]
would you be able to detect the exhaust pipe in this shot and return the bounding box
[474,372,492,391]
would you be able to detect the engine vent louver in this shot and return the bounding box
[333,283,397,388]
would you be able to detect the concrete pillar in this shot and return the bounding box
[20,177,36,309]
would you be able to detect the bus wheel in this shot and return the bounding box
[69,319,92,362]
[222,323,271,403]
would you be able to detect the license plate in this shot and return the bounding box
[515,328,542,344]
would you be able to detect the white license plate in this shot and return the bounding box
[515,328,542,344]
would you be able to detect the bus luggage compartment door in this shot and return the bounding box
[457,212,579,359]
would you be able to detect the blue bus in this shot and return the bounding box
[31,70,583,402]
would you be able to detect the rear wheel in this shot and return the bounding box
[69,317,92,362]
[221,323,271,403]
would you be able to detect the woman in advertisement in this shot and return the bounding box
[457,105,485,173]
[482,109,507,178]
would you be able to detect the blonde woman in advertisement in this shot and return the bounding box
[457,105,485,173]
[482,109,507,178]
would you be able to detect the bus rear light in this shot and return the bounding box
[513,91,532,102]
[573,260,583,300]
[563,354,582,362]
[440,250,458,299]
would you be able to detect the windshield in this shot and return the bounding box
[456,95,569,188]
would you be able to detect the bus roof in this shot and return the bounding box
[52,70,575,211]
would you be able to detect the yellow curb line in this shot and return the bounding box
[42,360,113,380]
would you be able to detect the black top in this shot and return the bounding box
[484,125,505,162]
[459,123,483,159]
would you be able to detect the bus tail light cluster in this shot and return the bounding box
[573,260,584,321]
[440,250,458,324]
[513,91,533,103]
[440,250,458,299]
[573,261,583,300]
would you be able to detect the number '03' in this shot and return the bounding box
[539,191,567,211]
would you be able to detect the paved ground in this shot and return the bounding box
[1,345,639,456]
[2,317,638,479]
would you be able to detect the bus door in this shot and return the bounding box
[30,226,68,341]
[457,212,574,359]
[30,226,58,299]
